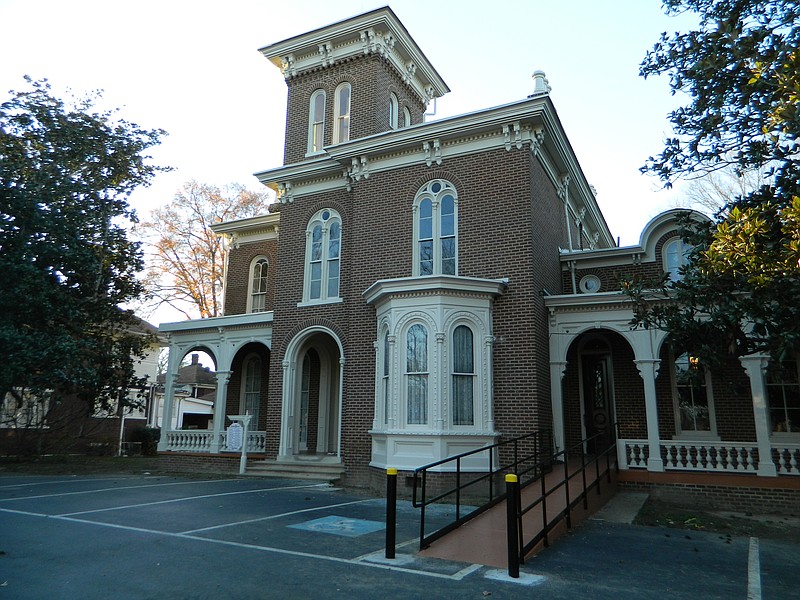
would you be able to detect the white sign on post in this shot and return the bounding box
[225,422,243,452]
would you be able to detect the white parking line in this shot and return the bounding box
[57,482,330,516]
[0,478,239,502]
[0,507,481,582]
[747,537,761,600]
[0,476,156,490]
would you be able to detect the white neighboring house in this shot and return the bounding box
[151,353,217,431]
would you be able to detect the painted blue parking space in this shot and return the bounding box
[1,474,797,600]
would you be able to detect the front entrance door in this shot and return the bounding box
[581,354,614,454]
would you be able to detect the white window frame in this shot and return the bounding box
[451,323,476,427]
[247,256,269,313]
[404,322,429,427]
[332,82,351,145]
[389,93,399,129]
[663,237,691,282]
[766,357,800,438]
[307,89,326,155]
[299,209,342,306]
[403,106,412,128]
[241,354,261,429]
[669,350,718,440]
[412,179,458,276]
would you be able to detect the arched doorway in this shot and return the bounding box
[578,335,615,454]
[280,329,342,461]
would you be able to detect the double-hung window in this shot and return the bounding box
[248,257,269,313]
[303,209,341,303]
[333,83,351,144]
[413,180,458,276]
[308,89,326,154]
[766,359,800,433]
[406,324,428,425]
[452,325,475,426]
[671,352,715,435]
[242,355,261,427]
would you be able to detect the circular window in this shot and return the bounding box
[579,275,601,294]
[321,210,330,221]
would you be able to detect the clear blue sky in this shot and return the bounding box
[1,0,699,323]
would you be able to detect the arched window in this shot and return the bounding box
[333,83,351,144]
[663,237,691,282]
[406,324,428,425]
[303,209,342,303]
[382,329,390,425]
[389,93,399,129]
[242,355,261,428]
[413,180,458,276]
[403,106,412,128]
[248,257,269,313]
[452,325,475,426]
[308,89,326,154]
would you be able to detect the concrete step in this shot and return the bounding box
[245,459,345,482]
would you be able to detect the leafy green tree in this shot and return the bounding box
[138,180,273,319]
[629,0,800,361]
[0,78,166,436]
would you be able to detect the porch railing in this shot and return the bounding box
[620,439,800,475]
[164,429,267,453]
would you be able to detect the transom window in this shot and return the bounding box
[452,325,475,426]
[308,89,326,154]
[333,83,351,144]
[303,209,341,303]
[663,237,691,282]
[671,352,714,435]
[767,359,800,433]
[413,180,458,276]
[406,324,428,425]
[248,257,269,313]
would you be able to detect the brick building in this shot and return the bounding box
[158,7,799,509]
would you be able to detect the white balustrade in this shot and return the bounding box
[621,439,800,476]
[166,430,266,454]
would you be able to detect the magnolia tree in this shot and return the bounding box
[627,0,800,362]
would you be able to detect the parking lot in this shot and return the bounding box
[1,474,797,599]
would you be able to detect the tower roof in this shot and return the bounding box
[259,6,449,105]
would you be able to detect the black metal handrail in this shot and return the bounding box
[412,429,553,550]
[510,431,618,566]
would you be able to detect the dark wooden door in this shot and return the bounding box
[582,354,614,454]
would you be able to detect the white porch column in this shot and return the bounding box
[740,354,777,477]
[634,359,664,472]
[157,372,179,451]
[549,361,568,454]
[209,370,232,454]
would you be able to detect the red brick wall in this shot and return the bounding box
[282,55,427,165]
[224,239,278,316]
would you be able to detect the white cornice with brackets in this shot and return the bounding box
[259,7,449,105]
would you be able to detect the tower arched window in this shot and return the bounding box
[663,237,691,282]
[303,209,342,304]
[333,83,351,144]
[389,93,399,129]
[403,106,412,128]
[413,180,458,276]
[308,89,326,154]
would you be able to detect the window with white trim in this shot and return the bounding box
[670,351,715,435]
[406,323,428,425]
[663,237,691,282]
[308,89,326,154]
[303,209,341,303]
[248,257,269,313]
[242,354,261,427]
[452,325,475,426]
[382,328,390,425]
[766,358,800,434]
[389,93,399,129]
[333,83,351,144]
[413,180,458,276]
[403,106,411,128]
